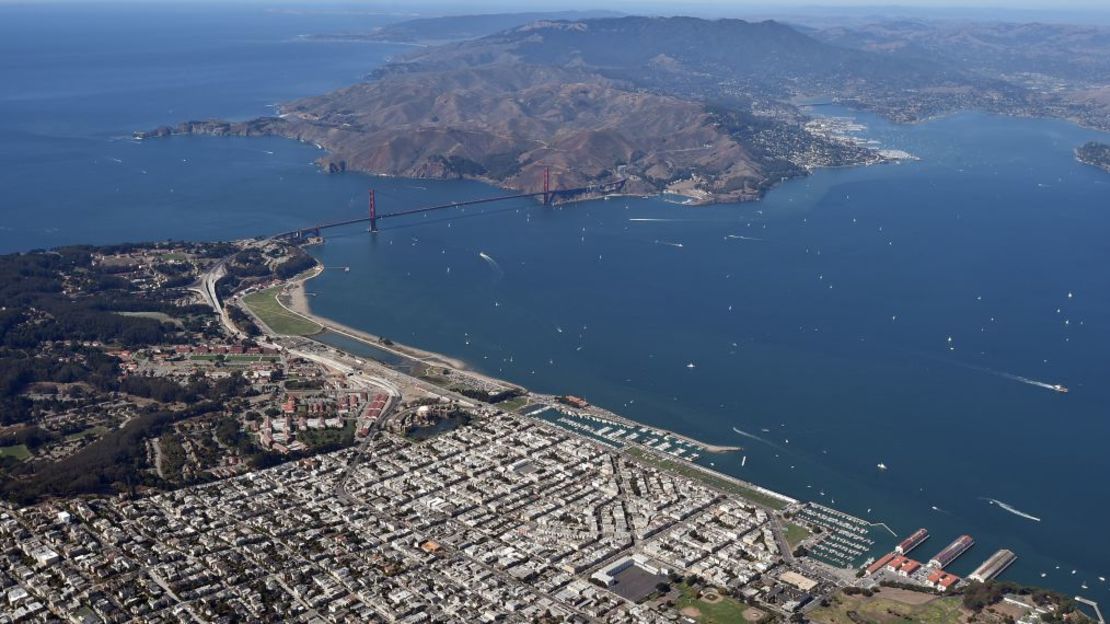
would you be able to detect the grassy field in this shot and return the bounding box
[298,420,356,448]
[676,583,764,624]
[784,522,811,548]
[0,444,31,461]
[65,425,109,442]
[497,396,532,413]
[809,589,966,624]
[625,447,789,510]
[242,287,321,336]
[189,354,279,362]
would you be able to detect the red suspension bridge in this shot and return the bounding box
[273,168,626,241]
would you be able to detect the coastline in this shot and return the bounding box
[273,263,786,472]
[283,265,470,372]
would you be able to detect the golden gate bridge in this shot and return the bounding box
[273,168,626,241]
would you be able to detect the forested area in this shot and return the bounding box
[0,241,327,505]
[0,402,223,504]
[0,247,212,426]
[0,244,235,503]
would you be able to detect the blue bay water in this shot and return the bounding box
[0,3,407,250]
[3,3,1109,595]
[308,112,1110,588]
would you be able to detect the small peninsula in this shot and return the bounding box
[1075,141,1110,172]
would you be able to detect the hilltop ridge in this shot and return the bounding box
[145,16,910,203]
[146,16,1045,202]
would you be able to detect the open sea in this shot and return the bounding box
[3,3,1109,593]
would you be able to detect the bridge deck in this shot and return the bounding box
[272,179,625,239]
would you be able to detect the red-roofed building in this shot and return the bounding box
[898,559,922,576]
[866,553,896,576]
[927,569,961,592]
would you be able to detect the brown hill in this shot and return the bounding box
[142,17,906,203]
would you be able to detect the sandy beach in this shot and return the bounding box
[285,266,472,373]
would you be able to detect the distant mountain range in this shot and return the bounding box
[302,10,624,44]
[391,16,966,100]
[147,14,1110,204]
[813,20,1110,84]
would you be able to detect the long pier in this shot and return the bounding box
[272,177,626,241]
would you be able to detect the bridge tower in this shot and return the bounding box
[543,167,553,205]
[368,189,378,233]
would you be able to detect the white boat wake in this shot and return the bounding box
[725,234,764,241]
[653,240,685,248]
[629,217,687,222]
[732,427,782,449]
[478,252,503,276]
[992,371,1063,393]
[981,497,1042,522]
[935,357,1067,394]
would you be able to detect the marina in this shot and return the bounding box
[794,504,891,568]
[531,405,719,462]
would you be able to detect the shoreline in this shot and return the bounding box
[283,266,469,372]
[281,266,531,401]
[278,263,778,482]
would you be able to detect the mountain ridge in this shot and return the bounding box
[143,16,965,203]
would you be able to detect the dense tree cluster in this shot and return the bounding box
[227,304,261,337]
[121,372,250,404]
[1076,141,1110,172]
[226,249,272,278]
[451,386,524,404]
[274,250,316,279]
[0,248,203,351]
[0,248,215,426]
[961,580,1076,615]
[0,402,222,504]
[0,426,58,451]
[0,347,119,425]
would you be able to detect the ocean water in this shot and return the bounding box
[307,112,1110,588]
[3,3,1110,594]
[0,3,406,251]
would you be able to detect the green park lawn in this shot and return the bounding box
[242,287,321,336]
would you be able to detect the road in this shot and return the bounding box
[152,437,166,480]
[194,258,241,339]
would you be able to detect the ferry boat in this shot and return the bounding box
[1052,384,1069,393]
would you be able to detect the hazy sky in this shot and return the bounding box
[8,0,1110,23]
[14,0,1110,6]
